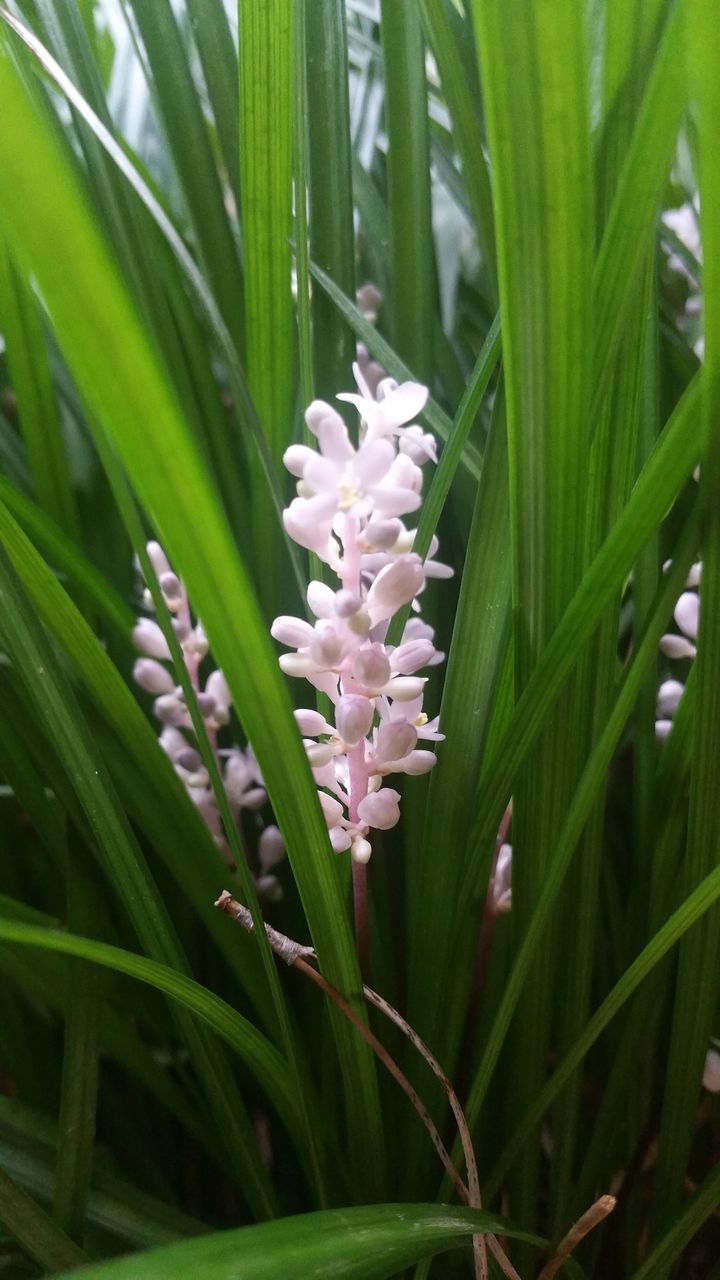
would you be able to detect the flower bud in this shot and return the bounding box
[159,572,183,605]
[703,1049,720,1093]
[363,518,402,550]
[656,679,684,718]
[186,624,209,658]
[294,708,331,736]
[133,619,171,660]
[357,788,401,830]
[175,747,203,773]
[351,837,373,864]
[655,719,673,742]
[305,741,335,767]
[659,634,696,660]
[674,591,699,640]
[206,670,232,713]
[390,639,436,674]
[133,658,174,694]
[308,621,344,668]
[283,444,314,477]
[307,580,335,618]
[279,652,319,677]
[382,676,427,701]
[336,695,374,746]
[334,589,362,618]
[398,749,436,775]
[375,720,417,763]
[146,541,171,578]
[305,399,340,435]
[352,644,391,691]
[318,791,345,829]
[154,694,189,726]
[367,555,424,622]
[259,825,285,873]
[196,692,216,719]
[272,615,315,647]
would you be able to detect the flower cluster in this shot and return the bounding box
[655,561,701,741]
[132,542,284,898]
[273,367,451,863]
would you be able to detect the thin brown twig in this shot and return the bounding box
[214,892,525,1280]
[537,1194,616,1280]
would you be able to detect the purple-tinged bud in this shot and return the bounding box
[196,692,216,719]
[656,679,684,718]
[659,634,696,660]
[259,825,285,873]
[172,617,191,641]
[146,541,171,578]
[330,825,352,852]
[686,562,702,588]
[357,787,401,830]
[390,639,435,675]
[308,621,343,668]
[159,572,183,604]
[175,746,203,772]
[336,695,374,746]
[271,615,315,647]
[655,719,673,741]
[154,694,189,726]
[363,518,402,550]
[674,591,699,640]
[367,555,424,623]
[133,658,174,694]
[352,644,391,690]
[159,726,188,759]
[294,708,331,736]
[375,720,417,763]
[133,619,171,660]
[206,670,231,712]
[334,589,362,618]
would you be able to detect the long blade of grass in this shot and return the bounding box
[0,246,79,540]
[0,1166,89,1273]
[0,919,302,1151]
[52,1203,539,1280]
[125,0,244,352]
[459,373,701,904]
[0,545,276,1217]
[305,0,356,402]
[651,0,720,1240]
[238,0,293,461]
[0,38,384,1198]
[380,0,434,382]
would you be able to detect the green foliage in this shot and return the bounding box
[0,2,716,1277]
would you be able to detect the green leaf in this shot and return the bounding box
[305,0,356,402]
[651,0,720,1239]
[55,1203,541,1280]
[0,46,384,1197]
[125,0,244,351]
[239,0,294,459]
[0,245,79,540]
[380,0,434,382]
[0,1165,89,1274]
